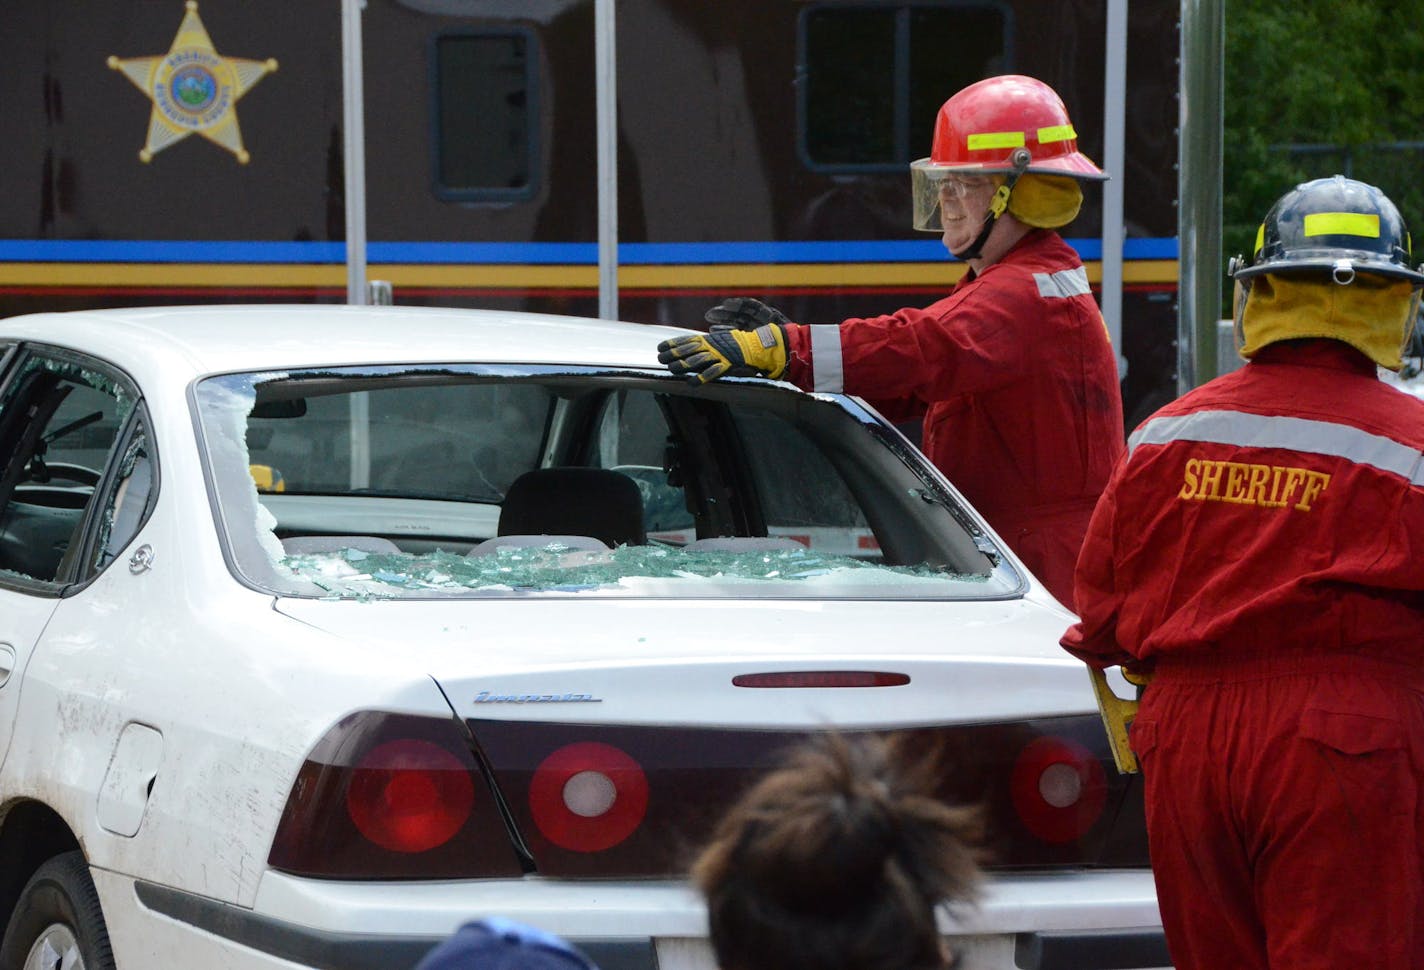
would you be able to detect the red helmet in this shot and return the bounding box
[911,75,1106,235]
[921,74,1106,178]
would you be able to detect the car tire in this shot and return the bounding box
[0,851,115,970]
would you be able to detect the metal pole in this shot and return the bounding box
[1102,0,1127,380]
[341,0,370,488]
[1177,0,1225,391]
[594,0,618,320]
[341,0,369,306]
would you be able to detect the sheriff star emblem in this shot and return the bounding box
[107,1,278,164]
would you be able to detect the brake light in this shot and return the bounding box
[346,739,475,853]
[268,711,525,879]
[462,715,1147,877]
[1009,735,1108,844]
[529,742,648,852]
[733,671,910,688]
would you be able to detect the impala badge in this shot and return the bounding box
[473,691,602,704]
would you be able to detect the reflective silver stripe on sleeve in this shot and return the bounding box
[809,325,845,393]
[1033,266,1092,299]
[1128,409,1424,485]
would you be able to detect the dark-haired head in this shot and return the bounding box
[691,732,984,970]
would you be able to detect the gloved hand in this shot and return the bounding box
[704,296,790,332]
[657,323,789,384]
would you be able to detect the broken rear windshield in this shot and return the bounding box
[192,364,1019,600]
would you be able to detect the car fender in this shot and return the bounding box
[0,503,456,908]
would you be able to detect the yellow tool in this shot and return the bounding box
[249,463,286,493]
[1088,666,1149,774]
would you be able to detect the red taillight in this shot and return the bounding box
[346,739,475,853]
[1009,735,1108,844]
[462,716,1146,876]
[529,742,648,852]
[268,712,525,879]
[732,671,910,688]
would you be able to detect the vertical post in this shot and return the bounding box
[342,0,371,488]
[348,391,371,490]
[342,0,369,306]
[1101,0,1128,380]
[594,0,618,320]
[1177,0,1225,391]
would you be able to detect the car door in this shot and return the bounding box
[0,344,140,766]
[0,344,56,769]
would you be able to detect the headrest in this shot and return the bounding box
[499,468,646,548]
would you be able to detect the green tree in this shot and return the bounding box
[1225,0,1424,290]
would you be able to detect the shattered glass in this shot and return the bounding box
[94,432,151,566]
[196,372,291,568]
[27,355,135,423]
[278,541,986,600]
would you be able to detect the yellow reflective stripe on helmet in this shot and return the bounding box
[1254,223,1265,257]
[1303,212,1381,238]
[967,131,1025,150]
[1037,124,1076,144]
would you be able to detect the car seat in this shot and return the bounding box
[493,467,646,549]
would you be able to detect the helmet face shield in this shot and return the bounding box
[1231,276,1248,358]
[1398,288,1423,370]
[910,161,999,232]
[911,161,953,232]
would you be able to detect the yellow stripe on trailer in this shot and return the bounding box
[0,258,1180,292]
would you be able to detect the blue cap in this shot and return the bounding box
[414,918,602,970]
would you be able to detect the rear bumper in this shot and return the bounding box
[135,882,654,970]
[1016,928,1171,970]
[123,869,1168,970]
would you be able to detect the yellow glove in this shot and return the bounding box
[656,323,789,384]
[704,296,790,330]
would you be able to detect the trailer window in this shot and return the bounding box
[432,29,538,201]
[798,4,1011,171]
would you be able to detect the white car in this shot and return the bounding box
[0,305,1166,970]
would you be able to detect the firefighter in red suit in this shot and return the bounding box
[1062,176,1424,970]
[656,75,1125,609]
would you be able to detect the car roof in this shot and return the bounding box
[0,304,695,377]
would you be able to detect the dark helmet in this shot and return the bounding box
[1230,176,1424,286]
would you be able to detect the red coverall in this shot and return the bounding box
[781,229,1124,608]
[1062,339,1424,969]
